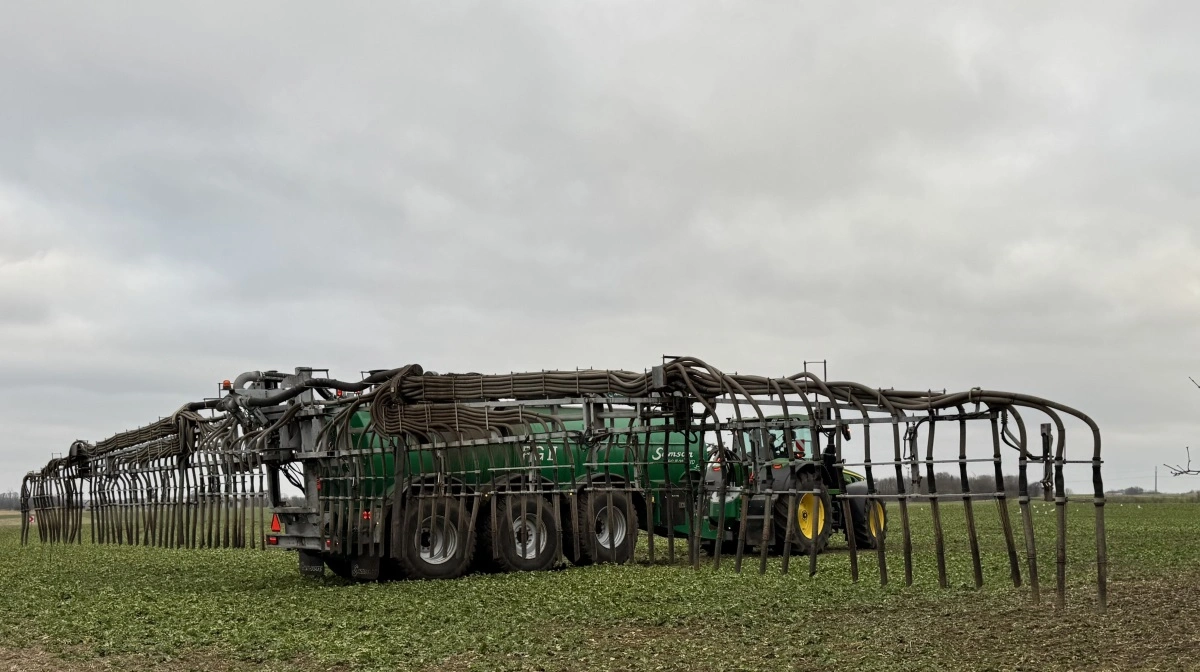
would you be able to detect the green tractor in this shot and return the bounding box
[698,417,887,556]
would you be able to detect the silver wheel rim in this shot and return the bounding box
[416,517,458,565]
[511,514,548,560]
[593,505,627,549]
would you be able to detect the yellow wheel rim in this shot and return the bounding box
[797,493,826,540]
[868,501,885,538]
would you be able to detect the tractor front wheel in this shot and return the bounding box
[774,472,832,555]
[850,497,887,550]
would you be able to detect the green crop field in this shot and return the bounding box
[1,501,1197,671]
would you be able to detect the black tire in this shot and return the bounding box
[850,496,887,550]
[573,489,638,565]
[471,502,502,574]
[379,557,407,581]
[700,539,739,557]
[325,555,354,580]
[773,471,832,555]
[562,496,590,567]
[325,555,402,582]
[396,497,475,580]
[378,509,407,581]
[485,495,561,573]
[325,514,403,582]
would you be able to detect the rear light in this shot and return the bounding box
[316,479,322,492]
[325,539,332,548]
[270,514,281,533]
[773,464,783,469]
[711,466,721,472]
[267,536,278,545]
[361,510,372,521]
[221,379,232,391]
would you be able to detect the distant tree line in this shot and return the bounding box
[1111,486,1159,496]
[867,472,1047,498]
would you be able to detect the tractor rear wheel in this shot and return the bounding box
[572,489,638,565]
[396,498,475,580]
[487,494,561,573]
[774,471,832,555]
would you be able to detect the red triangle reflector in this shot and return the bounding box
[270,514,282,533]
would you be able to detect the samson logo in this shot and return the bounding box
[649,446,688,462]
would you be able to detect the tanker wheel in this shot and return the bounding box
[850,497,887,550]
[562,497,589,567]
[773,471,832,555]
[379,557,408,581]
[324,555,354,580]
[573,489,638,565]
[396,498,475,580]
[471,503,502,573]
[327,551,402,582]
[486,494,561,573]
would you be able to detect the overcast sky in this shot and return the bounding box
[1,2,1197,494]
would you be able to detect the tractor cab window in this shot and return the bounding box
[769,428,814,460]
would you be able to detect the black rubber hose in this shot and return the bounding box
[242,366,422,408]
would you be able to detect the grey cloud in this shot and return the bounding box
[0,1,1198,493]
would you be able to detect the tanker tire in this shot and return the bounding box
[491,495,561,573]
[325,555,354,580]
[379,558,408,581]
[471,502,502,573]
[575,490,638,565]
[563,498,591,567]
[396,498,474,580]
[378,510,407,581]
